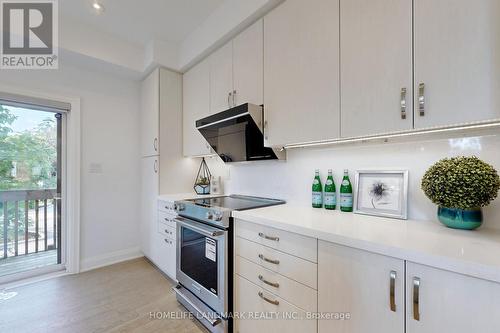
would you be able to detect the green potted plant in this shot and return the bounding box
[421,156,500,230]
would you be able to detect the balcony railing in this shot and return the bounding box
[0,189,60,263]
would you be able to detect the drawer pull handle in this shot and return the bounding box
[258,291,279,306]
[258,275,279,288]
[165,229,172,235]
[413,277,421,321]
[258,232,279,242]
[258,254,280,265]
[390,270,396,312]
[164,239,172,245]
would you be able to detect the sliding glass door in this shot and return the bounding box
[0,101,65,280]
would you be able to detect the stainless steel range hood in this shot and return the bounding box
[196,103,285,162]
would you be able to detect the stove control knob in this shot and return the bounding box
[206,211,214,220]
[214,211,223,221]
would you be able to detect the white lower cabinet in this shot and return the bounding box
[234,220,318,333]
[234,275,316,333]
[147,200,177,281]
[318,241,405,333]
[406,262,500,333]
[140,156,159,259]
[235,220,500,333]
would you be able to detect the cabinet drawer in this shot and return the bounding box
[158,211,177,229]
[158,200,177,214]
[236,237,317,289]
[158,221,175,239]
[236,255,317,312]
[234,275,317,333]
[235,219,317,263]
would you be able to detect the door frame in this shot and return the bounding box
[0,84,81,277]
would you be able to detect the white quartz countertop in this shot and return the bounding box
[232,204,500,284]
[158,193,223,203]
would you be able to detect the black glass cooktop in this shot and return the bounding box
[186,195,285,211]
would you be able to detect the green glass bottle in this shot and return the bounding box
[312,169,323,208]
[340,169,353,212]
[324,169,336,210]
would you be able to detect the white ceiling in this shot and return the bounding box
[60,0,225,46]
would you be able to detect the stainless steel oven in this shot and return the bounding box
[175,216,230,333]
[173,195,285,333]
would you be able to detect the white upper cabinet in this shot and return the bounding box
[406,262,500,333]
[264,0,340,147]
[318,241,405,333]
[140,69,159,157]
[183,58,212,157]
[233,19,264,107]
[414,0,500,129]
[209,41,234,114]
[340,0,413,138]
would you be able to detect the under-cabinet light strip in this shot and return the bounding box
[283,120,500,149]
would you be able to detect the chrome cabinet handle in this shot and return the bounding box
[232,90,237,107]
[400,88,407,120]
[153,137,158,151]
[153,159,158,173]
[264,120,268,140]
[418,83,425,116]
[258,291,279,305]
[227,92,232,108]
[258,232,279,242]
[390,270,397,312]
[258,254,280,265]
[413,277,421,321]
[259,275,279,288]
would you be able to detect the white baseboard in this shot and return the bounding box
[80,247,143,272]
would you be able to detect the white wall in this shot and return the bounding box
[222,133,500,229]
[0,62,141,270]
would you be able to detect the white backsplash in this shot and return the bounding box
[207,133,500,229]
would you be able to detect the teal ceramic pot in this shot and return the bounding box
[437,207,483,230]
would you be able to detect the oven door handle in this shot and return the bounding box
[175,216,225,237]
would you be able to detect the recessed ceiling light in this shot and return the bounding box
[92,1,104,13]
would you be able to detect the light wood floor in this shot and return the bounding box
[0,257,207,333]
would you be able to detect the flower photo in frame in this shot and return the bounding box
[354,170,409,220]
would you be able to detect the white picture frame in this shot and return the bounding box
[354,170,409,220]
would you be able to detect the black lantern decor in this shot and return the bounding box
[193,157,212,195]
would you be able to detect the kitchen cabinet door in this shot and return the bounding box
[140,156,159,259]
[151,231,176,281]
[140,69,159,157]
[318,241,404,333]
[341,0,412,137]
[183,58,212,157]
[233,19,263,107]
[209,41,234,114]
[264,0,340,147]
[414,0,500,129]
[406,262,500,333]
